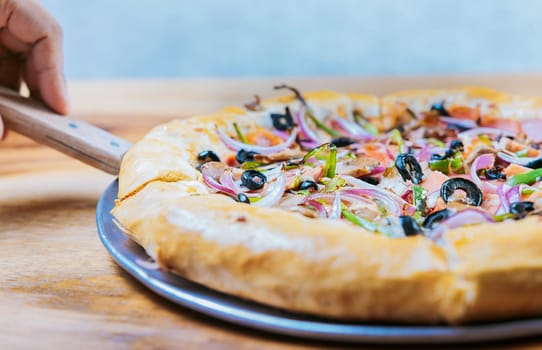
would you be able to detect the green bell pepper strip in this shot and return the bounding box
[521,187,536,196]
[324,144,337,178]
[303,143,329,163]
[412,185,427,214]
[322,175,346,192]
[428,152,464,175]
[341,207,376,232]
[389,129,407,154]
[233,122,248,143]
[507,168,542,186]
[428,138,446,147]
[241,161,264,169]
[353,110,378,136]
[450,153,464,173]
[412,210,424,225]
[428,158,450,174]
[302,143,338,179]
[493,213,515,222]
[306,111,342,138]
[292,189,312,196]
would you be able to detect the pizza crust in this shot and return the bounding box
[113,181,469,323]
[382,87,542,119]
[442,217,542,322]
[113,87,542,323]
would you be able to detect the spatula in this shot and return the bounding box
[0,86,131,174]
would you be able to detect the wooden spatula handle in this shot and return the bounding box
[0,86,131,175]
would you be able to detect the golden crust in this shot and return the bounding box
[112,181,467,323]
[114,87,542,323]
[382,86,542,120]
[442,217,542,323]
[118,111,246,199]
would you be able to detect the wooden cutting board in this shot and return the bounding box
[1,75,542,349]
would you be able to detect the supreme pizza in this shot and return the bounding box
[112,86,542,324]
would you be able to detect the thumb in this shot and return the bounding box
[0,115,4,140]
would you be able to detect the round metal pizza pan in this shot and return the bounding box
[97,180,542,344]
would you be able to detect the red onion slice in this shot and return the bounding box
[418,145,449,162]
[201,167,237,197]
[293,106,322,148]
[495,183,511,215]
[272,129,290,141]
[342,188,402,216]
[416,144,432,162]
[428,209,495,240]
[342,175,412,213]
[301,199,328,218]
[401,189,412,201]
[459,127,515,139]
[306,192,373,206]
[328,191,342,220]
[219,170,245,194]
[385,146,395,161]
[505,185,522,204]
[217,126,299,154]
[253,172,287,207]
[333,117,374,141]
[469,153,497,193]
[368,165,386,175]
[496,151,539,166]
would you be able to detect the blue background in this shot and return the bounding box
[42,0,542,79]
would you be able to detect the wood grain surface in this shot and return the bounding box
[2,75,542,349]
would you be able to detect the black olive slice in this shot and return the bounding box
[286,159,303,167]
[423,209,452,229]
[484,167,506,180]
[525,158,542,169]
[270,106,294,131]
[331,137,355,148]
[431,139,463,160]
[399,215,423,236]
[430,153,446,161]
[236,193,251,204]
[241,170,267,190]
[298,180,318,191]
[395,153,424,184]
[449,139,464,152]
[359,175,380,185]
[510,201,535,219]
[440,178,483,206]
[430,101,450,116]
[197,150,220,163]
[236,149,259,164]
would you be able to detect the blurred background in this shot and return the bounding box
[41,0,542,80]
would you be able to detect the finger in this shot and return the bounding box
[0,27,31,54]
[0,115,4,140]
[26,38,69,115]
[1,0,69,114]
[0,50,22,90]
[0,42,22,91]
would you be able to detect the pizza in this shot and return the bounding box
[112,86,542,324]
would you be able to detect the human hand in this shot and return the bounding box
[0,0,68,139]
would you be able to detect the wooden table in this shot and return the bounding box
[2,75,542,349]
